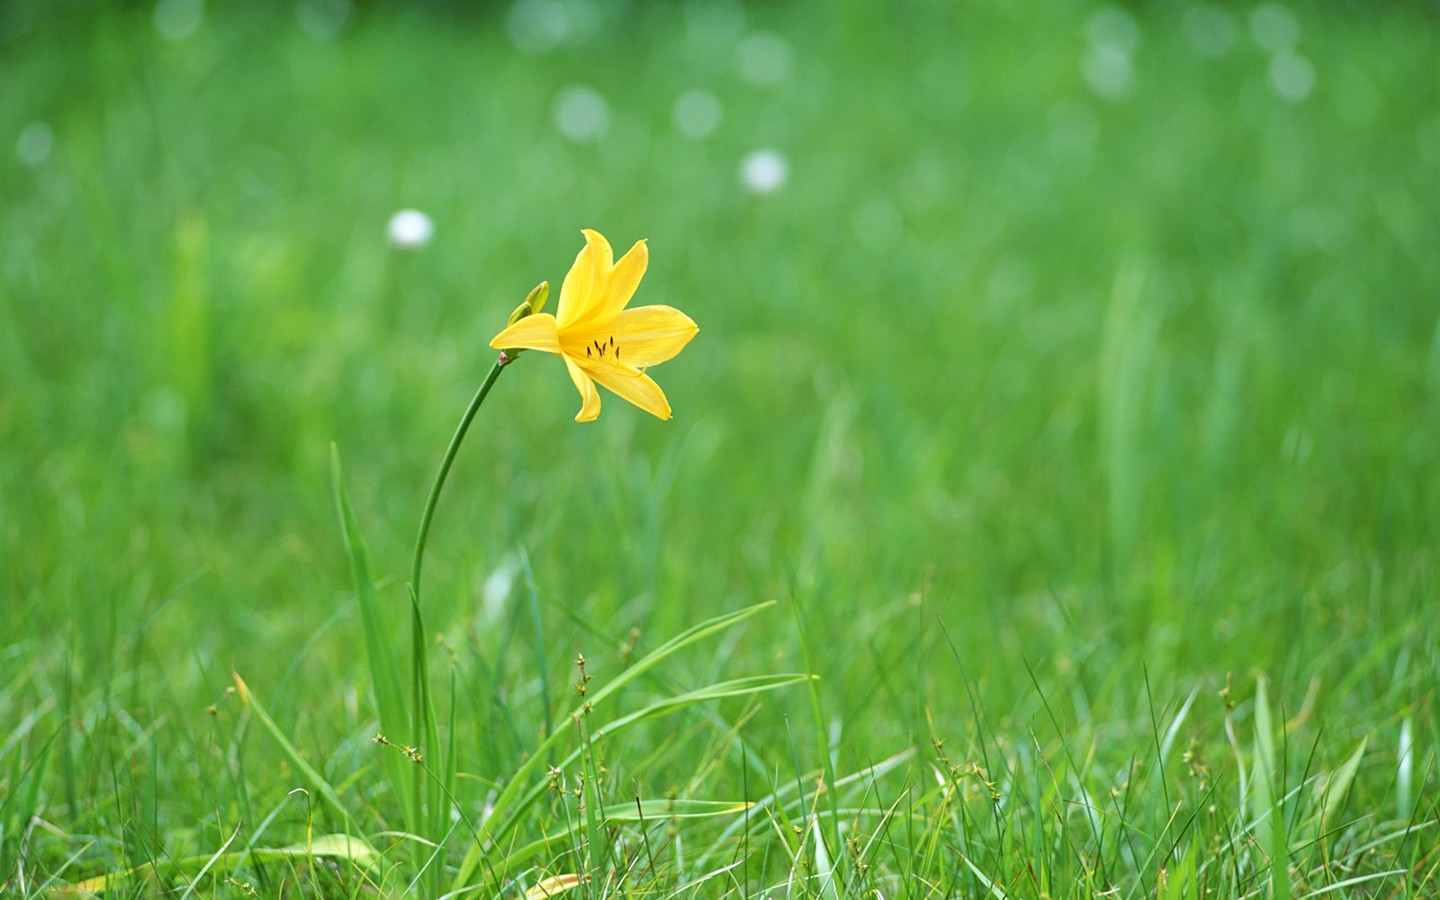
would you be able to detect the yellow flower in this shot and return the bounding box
[490,229,699,422]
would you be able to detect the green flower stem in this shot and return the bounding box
[411,355,509,605]
[407,353,510,810]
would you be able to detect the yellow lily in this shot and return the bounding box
[491,229,699,422]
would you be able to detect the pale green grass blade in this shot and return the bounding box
[1297,869,1410,898]
[810,813,839,900]
[63,832,378,893]
[231,672,350,827]
[962,854,1011,900]
[606,799,754,821]
[1397,717,1413,820]
[1250,675,1290,900]
[176,824,238,900]
[1319,737,1367,835]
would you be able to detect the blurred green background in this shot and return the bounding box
[1,0,1437,890]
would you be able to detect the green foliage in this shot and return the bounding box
[2,0,1437,895]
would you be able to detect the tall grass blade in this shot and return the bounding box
[1320,737,1367,834]
[330,444,416,826]
[231,672,350,827]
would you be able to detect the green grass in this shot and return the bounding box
[2,0,1438,895]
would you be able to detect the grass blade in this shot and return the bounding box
[331,444,417,826]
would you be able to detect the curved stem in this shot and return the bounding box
[411,356,508,601]
[406,354,508,824]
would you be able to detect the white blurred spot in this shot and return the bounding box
[740,149,788,195]
[480,555,520,623]
[1082,45,1133,101]
[1250,2,1300,53]
[16,122,53,167]
[507,0,598,54]
[673,89,723,139]
[1085,6,1141,55]
[552,85,610,143]
[1183,3,1235,57]
[851,196,903,251]
[387,209,434,250]
[297,0,350,39]
[153,0,204,41]
[1082,7,1139,102]
[736,32,794,86]
[1268,50,1314,103]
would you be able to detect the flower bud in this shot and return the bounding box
[507,281,550,326]
[525,280,550,315]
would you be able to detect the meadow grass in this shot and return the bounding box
[2,0,1437,896]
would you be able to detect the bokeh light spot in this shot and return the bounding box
[1250,3,1301,53]
[387,209,435,250]
[736,32,794,87]
[16,122,53,167]
[1083,45,1134,101]
[507,0,598,54]
[673,89,723,139]
[1085,6,1141,56]
[740,149,788,195]
[153,0,204,41]
[1268,50,1315,103]
[552,85,610,144]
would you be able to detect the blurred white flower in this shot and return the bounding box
[740,149,788,195]
[387,209,434,250]
[736,32,794,86]
[673,89,723,139]
[153,0,204,41]
[552,85,610,143]
[17,122,53,167]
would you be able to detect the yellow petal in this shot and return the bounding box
[490,313,561,353]
[564,356,602,422]
[555,230,613,328]
[607,304,697,367]
[583,363,673,420]
[594,238,647,322]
